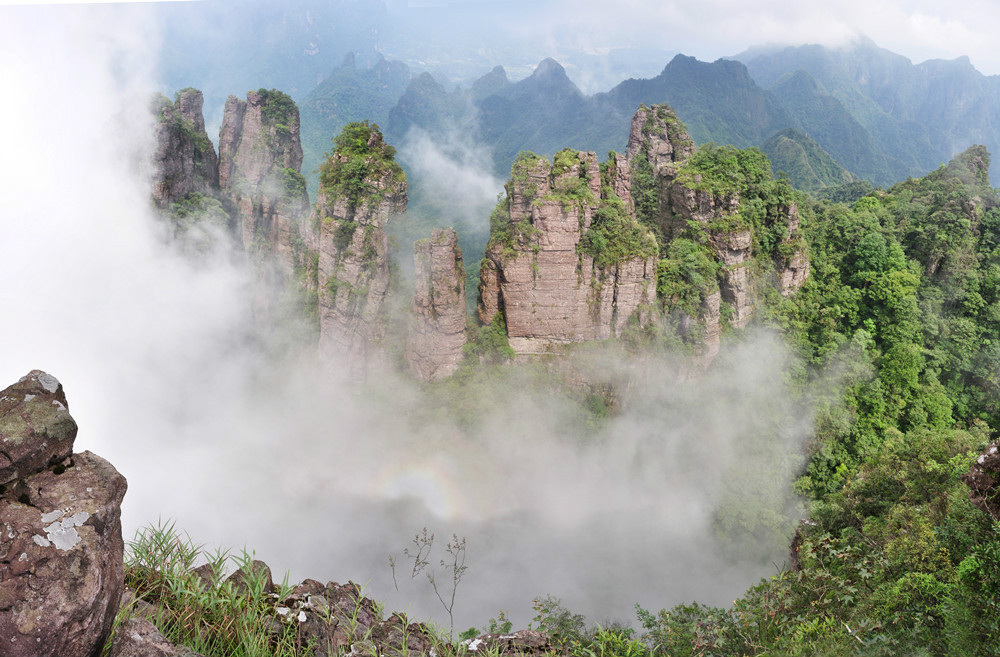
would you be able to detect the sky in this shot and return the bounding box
[384,0,1000,78]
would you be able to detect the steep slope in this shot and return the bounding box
[603,55,793,149]
[767,69,895,184]
[150,88,219,207]
[407,228,467,381]
[307,121,407,376]
[476,58,599,171]
[741,38,1000,184]
[627,105,809,358]
[761,127,856,192]
[218,88,311,310]
[478,149,658,356]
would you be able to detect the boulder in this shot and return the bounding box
[464,629,552,655]
[108,617,206,657]
[0,371,127,657]
[0,370,77,486]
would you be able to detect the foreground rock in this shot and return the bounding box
[464,629,552,655]
[109,617,206,657]
[0,371,127,657]
[407,228,468,380]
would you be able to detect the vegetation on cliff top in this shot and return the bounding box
[319,121,405,211]
[257,88,298,137]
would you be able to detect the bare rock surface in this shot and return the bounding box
[0,370,77,486]
[963,441,1000,520]
[109,617,206,657]
[218,89,311,316]
[479,151,656,356]
[151,89,219,207]
[310,125,407,377]
[0,371,127,657]
[407,228,467,380]
[464,629,552,655]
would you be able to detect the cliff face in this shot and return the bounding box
[309,122,407,376]
[407,228,467,381]
[628,104,809,354]
[151,89,219,207]
[219,89,310,278]
[479,149,657,356]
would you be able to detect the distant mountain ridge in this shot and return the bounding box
[736,37,1000,185]
[292,40,1000,194]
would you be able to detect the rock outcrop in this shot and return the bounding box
[407,228,467,381]
[109,617,206,657]
[627,103,809,354]
[309,122,407,377]
[151,89,220,208]
[219,89,311,315]
[963,441,1000,520]
[0,371,127,657]
[479,149,657,356]
[464,630,552,655]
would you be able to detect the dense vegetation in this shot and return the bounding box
[318,120,405,211]
[642,144,1000,655]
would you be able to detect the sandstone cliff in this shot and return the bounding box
[308,121,407,376]
[407,228,467,381]
[219,89,311,315]
[627,104,809,356]
[479,149,657,356]
[151,88,219,208]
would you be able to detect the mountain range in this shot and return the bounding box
[288,38,1000,193]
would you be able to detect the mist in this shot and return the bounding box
[1,3,811,634]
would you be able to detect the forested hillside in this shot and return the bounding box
[617,144,1000,655]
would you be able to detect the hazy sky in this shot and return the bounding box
[392,0,1000,76]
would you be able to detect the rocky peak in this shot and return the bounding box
[479,149,657,355]
[310,121,407,377]
[626,103,695,181]
[472,65,509,100]
[218,88,311,316]
[150,88,219,207]
[218,88,304,192]
[407,228,467,381]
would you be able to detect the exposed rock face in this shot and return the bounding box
[626,104,695,179]
[479,150,657,356]
[151,89,219,207]
[0,371,127,657]
[407,228,467,381]
[219,89,311,312]
[0,370,77,485]
[777,204,810,296]
[310,123,407,376]
[464,630,552,655]
[962,441,1000,520]
[109,617,206,657]
[627,103,810,352]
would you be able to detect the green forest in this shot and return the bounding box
[609,144,1000,655]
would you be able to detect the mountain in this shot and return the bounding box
[761,128,856,191]
[299,53,412,193]
[601,54,792,148]
[766,69,897,185]
[738,38,1000,184]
